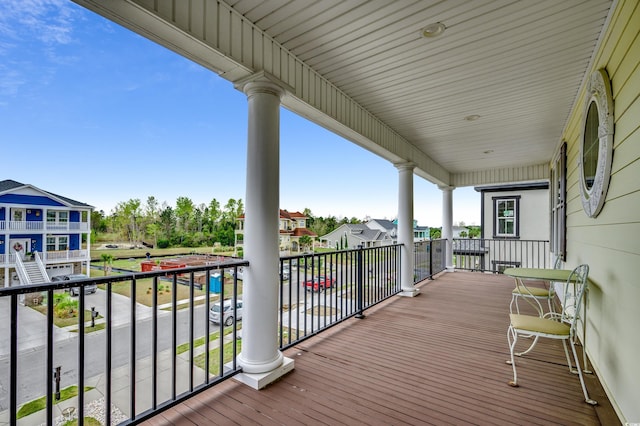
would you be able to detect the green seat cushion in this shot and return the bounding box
[512,286,552,297]
[510,314,570,336]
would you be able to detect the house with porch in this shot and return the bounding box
[0,179,92,287]
[236,209,317,254]
[2,1,639,424]
[320,223,394,249]
[458,181,551,273]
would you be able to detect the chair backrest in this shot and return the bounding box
[559,264,589,333]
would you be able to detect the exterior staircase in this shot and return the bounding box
[21,261,50,284]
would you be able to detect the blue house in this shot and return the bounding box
[0,180,93,287]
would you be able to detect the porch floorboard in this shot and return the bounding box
[144,271,614,425]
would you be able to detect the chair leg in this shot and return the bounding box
[507,325,519,387]
[515,335,539,357]
[569,339,598,406]
[561,339,575,373]
[510,293,520,314]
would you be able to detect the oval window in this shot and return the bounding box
[582,101,599,190]
[579,69,614,218]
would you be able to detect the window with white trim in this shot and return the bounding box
[493,196,520,238]
[47,211,68,223]
[46,236,68,251]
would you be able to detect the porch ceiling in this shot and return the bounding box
[74,0,613,186]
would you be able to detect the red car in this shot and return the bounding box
[304,276,336,291]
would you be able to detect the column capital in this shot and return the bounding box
[234,71,292,99]
[437,184,455,191]
[393,161,415,171]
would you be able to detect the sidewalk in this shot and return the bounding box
[0,334,226,425]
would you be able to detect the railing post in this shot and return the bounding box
[355,245,365,319]
[429,240,434,279]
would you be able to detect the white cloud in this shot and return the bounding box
[0,0,78,45]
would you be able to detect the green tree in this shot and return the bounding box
[100,253,114,276]
[114,199,142,243]
[91,210,107,234]
[159,205,176,240]
[468,226,481,238]
[146,223,160,247]
[175,196,195,233]
[299,235,313,252]
[430,228,442,239]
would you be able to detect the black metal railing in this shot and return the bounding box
[453,238,550,273]
[414,239,447,282]
[1,245,410,425]
[277,245,401,349]
[0,259,247,426]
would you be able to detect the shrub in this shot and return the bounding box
[157,239,170,249]
[53,293,78,319]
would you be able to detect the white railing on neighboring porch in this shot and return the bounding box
[42,250,89,262]
[13,254,30,285]
[0,250,89,265]
[0,220,89,232]
[34,252,49,279]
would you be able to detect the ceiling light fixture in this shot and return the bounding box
[421,22,446,38]
[464,114,481,121]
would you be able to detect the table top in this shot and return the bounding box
[503,267,575,281]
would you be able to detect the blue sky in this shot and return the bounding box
[1,0,479,227]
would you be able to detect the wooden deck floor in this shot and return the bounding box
[144,271,617,425]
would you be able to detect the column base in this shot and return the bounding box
[398,288,420,297]
[232,357,295,390]
[445,266,456,272]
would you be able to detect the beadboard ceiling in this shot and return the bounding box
[74,0,613,186]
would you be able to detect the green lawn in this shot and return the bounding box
[194,340,242,375]
[17,386,93,419]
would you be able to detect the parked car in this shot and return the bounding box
[280,265,290,281]
[209,299,243,326]
[229,267,244,280]
[52,274,97,296]
[304,276,336,292]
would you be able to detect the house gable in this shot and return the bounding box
[0,179,92,209]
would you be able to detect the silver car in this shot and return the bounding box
[52,274,97,296]
[209,299,243,326]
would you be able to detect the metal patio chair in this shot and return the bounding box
[509,256,562,315]
[507,264,596,405]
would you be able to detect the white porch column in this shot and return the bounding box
[395,162,419,297]
[439,185,455,272]
[233,73,294,388]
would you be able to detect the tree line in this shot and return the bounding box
[91,198,365,249]
[91,196,480,249]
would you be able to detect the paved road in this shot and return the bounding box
[0,292,213,411]
[0,267,377,411]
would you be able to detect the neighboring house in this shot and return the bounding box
[235,209,317,254]
[320,223,393,249]
[369,219,430,243]
[413,224,430,242]
[366,219,397,243]
[465,181,550,272]
[0,180,93,288]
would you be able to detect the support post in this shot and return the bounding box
[395,162,419,297]
[439,185,455,272]
[233,72,294,389]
